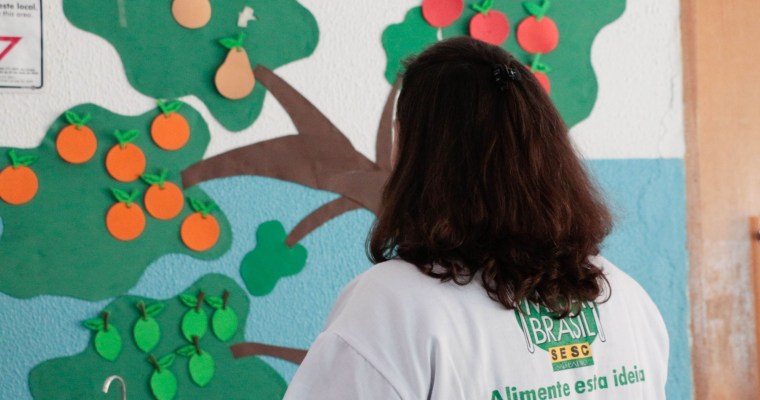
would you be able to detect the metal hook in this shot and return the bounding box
[102,375,127,400]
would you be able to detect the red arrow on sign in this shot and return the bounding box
[0,37,22,62]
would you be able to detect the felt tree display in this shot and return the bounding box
[0,103,231,300]
[29,274,304,400]
[382,0,626,127]
[180,66,400,296]
[63,0,318,131]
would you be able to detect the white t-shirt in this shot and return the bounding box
[285,256,669,399]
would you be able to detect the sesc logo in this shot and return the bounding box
[515,300,606,371]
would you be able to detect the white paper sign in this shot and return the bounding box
[0,0,43,89]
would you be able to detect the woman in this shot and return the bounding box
[284,37,668,399]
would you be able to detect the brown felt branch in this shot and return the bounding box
[254,65,347,144]
[375,80,401,171]
[230,342,308,365]
[285,197,364,247]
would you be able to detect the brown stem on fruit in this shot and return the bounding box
[138,301,147,320]
[285,197,364,247]
[375,79,401,171]
[195,291,205,313]
[222,290,229,310]
[102,311,109,332]
[230,342,308,365]
[193,336,202,355]
[148,355,161,372]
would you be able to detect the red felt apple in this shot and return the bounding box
[422,0,464,28]
[517,0,559,54]
[469,0,510,46]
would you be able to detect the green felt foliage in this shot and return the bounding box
[240,220,308,296]
[30,274,288,400]
[0,103,232,300]
[382,0,626,128]
[62,0,319,131]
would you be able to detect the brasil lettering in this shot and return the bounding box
[514,299,606,371]
[490,365,646,399]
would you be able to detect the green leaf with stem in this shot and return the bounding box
[110,188,141,206]
[114,129,139,148]
[472,0,494,15]
[523,0,551,21]
[156,99,183,117]
[141,169,170,189]
[188,198,217,217]
[64,111,92,128]
[218,32,246,50]
[7,149,37,169]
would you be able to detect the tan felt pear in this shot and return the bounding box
[172,0,212,29]
[215,32,256,100]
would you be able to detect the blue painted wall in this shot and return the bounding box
[0,158,690,399]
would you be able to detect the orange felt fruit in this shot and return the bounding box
[57,125,97,164]
[145,182,184,220]
[151,113,190,151]
[0,165,38,205]
[106,143,146,182]
[181,212,220,251]
[106,202,146,241]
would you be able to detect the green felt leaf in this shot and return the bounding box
[150,369,177,400]
[111,188,140,205]
[523,2,544,17]
[114,129,139,147]
[205,295,223,310]
[382,1,626,128]
[94,328,122,361]
[211,308,238,342]
[157,353,175,368]
[63,0,318,131]
[145,302,165,317]
[218,38,241,50]
[189,351,215,387]
[82,319,103,331]
[133,317,161,353]
[179,294,197,308]
[175,345,196,357]
[240,220,308,296]
[181,309,208,342]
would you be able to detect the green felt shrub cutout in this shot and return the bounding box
[62,0,318,131]
[382,0,626,128]
[0,103,232,300]
[29,274,288,400]
[240,220,308,296]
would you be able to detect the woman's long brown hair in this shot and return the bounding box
[369,37,613,317]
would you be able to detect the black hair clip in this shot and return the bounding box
[493,64,521,91]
